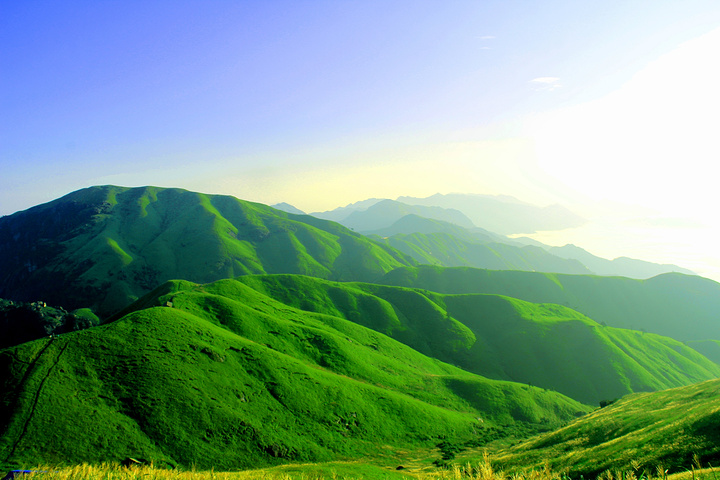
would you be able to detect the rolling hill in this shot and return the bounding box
[0,185,414,317]
[0,277,589,470]
[492,378,720,477]
[225,275,720,405]
[380,266,720,343]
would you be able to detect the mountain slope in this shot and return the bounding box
[230,275,720,405]
[374,232,591,275]
[0,186,414,317]
[335,199,476,231]
[0,277,588,470]
[493,379,720,476]
[381,266,720,343]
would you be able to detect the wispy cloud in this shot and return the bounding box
[478,35,496,40]
[530,77,562,91]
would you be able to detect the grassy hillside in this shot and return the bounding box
[0,277,588,470]
[229,275,720,405]
[492,379,720,477]
[380,266,720,343]
[373,232,591,275]
[0,186,414,317]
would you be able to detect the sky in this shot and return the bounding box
[2,1,720,279]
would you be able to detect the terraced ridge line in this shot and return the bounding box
[3,336,71,463]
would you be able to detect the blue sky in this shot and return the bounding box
[2,1,720,277]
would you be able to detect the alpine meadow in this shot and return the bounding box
[3,2,720,479]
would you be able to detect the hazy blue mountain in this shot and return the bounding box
[396,193,586,234]
[271,202,306,215]
[363,214,500,243]
[309,198,385,222]
[548,244,695,278]
[339,199,476,231]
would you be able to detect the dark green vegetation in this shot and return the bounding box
[228,275,720,405]
[0,186,413,317]
[381,266,720,343]
[0,298,99,350]
[0,277,589,470]
[493,378,720,477]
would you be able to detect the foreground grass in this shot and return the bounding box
[10,458,720,480]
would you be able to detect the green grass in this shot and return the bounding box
[227,275,720,405]
[491,378,720,477]
[0,277,589,471]
[379,266,720,344]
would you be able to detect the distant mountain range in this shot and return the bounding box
[311,194,692,279]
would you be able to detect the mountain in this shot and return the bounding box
[494,378,720,477]
[367,215,690,278]
[373,232,592,275]
[380,266,720,343]
[226,275,720,405]
[309,198,385,222]
[270,202,306,215]
[549,244,695,278]
[363,214,499,243]
[311,199,477,231]
[396,193,586,234]
[338,199,476,232]
[0,186,414,317]
[0,277,589,470]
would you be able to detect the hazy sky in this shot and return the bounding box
[2,1,720,278]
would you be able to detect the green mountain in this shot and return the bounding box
[493,378,720,477]
[0,277,588,470]
[381,266,720,343]
[373,231,591,275]
[225,275,720,405]
[0,185,414,317]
